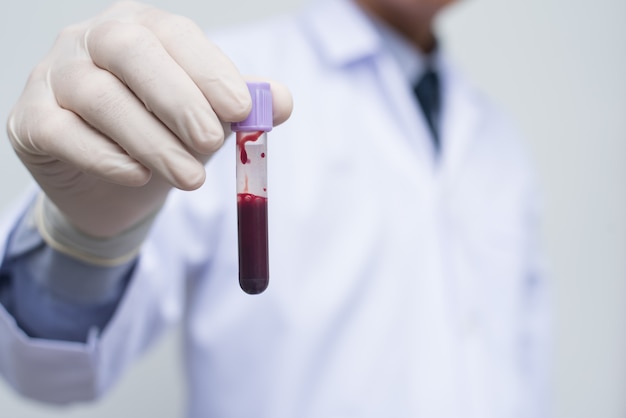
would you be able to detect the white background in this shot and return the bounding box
[0,0,624,417]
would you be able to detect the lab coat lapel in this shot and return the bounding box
[373,52,435,171]
[302,0,436,172]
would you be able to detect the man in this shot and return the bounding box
[0,0,551,416]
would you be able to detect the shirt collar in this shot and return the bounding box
[371,15,439,84]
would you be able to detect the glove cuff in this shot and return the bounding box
[34,194,158,266]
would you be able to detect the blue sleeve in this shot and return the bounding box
[0,206,135,343]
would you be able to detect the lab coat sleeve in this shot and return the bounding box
[0,189,186,404]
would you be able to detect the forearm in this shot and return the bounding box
[0,191,183,405]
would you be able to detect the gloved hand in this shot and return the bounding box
[6,1,292,264]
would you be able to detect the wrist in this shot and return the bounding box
[34,194,159,266]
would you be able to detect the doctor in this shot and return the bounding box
[0,0,551,416]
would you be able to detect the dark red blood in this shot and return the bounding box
[237,131,263,164]
[237,193,269,294]
[261,152,265,158]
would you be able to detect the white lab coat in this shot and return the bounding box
[0,0,551,417]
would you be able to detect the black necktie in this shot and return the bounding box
[413,69,441,152]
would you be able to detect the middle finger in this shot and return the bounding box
[85,20,225,155]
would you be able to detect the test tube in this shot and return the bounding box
[231,82,273,294]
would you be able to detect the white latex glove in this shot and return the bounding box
[7,1,292,264]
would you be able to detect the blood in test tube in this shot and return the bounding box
[237,192,269,294]
[231,83,273,294]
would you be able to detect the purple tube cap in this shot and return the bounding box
[231,82,273,132]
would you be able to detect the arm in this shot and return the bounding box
[0,1,292,404]
[0,187,189,404]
